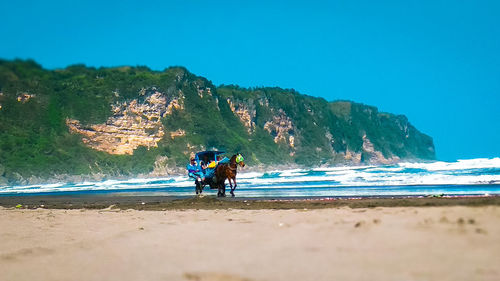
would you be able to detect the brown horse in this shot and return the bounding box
[215,154,245,197]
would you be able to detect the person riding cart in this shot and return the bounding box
[187,157,205,182]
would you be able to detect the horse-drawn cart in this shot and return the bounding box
[193,150,226,191]
[188,150,245,197]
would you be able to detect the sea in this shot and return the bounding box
[1,158,499,198]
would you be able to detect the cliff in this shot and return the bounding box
[0,59,434,183]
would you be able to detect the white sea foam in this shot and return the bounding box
[1,158,499,195]
[399,157,500,171]
[312,165,374,172]
[279,170,308,177]
[237,172,265,179]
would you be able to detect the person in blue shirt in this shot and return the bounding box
[186,157,205,182]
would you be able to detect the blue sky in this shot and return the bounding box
[1,0,499,161]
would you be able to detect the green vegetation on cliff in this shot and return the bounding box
[0,59,434,184]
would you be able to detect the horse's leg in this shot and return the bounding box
[228,177,233,189]
[217,180,222,197]
[230,176,237,197]
[229,177,235,197]
[227,178,233,197]
[215,178,220,197]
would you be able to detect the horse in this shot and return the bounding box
[214,154,245,197]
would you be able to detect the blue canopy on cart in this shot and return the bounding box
[194,151,225,166]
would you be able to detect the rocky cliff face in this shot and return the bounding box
[66,89,184,155]
[0,59,435,182]
[263,109,295,149]
[361,134,400,164]
[226,98,256,133]
[217,87,434,165]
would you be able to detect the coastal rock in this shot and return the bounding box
[264,109,295,148]
[226,98,256,133]
[67,90,183,155]
[343,149,362,164]
[197,86,212,98]
[170,129,186,139]
[149,155,185,177]
[0,60,436,183]
[258,97,270,107]
[362,135,400,164]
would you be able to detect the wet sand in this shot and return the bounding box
[1,194,500,210]
[1,196,500,281]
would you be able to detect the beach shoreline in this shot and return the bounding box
[1,201,499,281]
[1,194,500,210]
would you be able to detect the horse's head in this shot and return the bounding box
[235,153,245,168]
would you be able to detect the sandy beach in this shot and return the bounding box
[1,198,500,281]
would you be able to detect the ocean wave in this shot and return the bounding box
[1,158,499,195]
[398,157,500,171]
